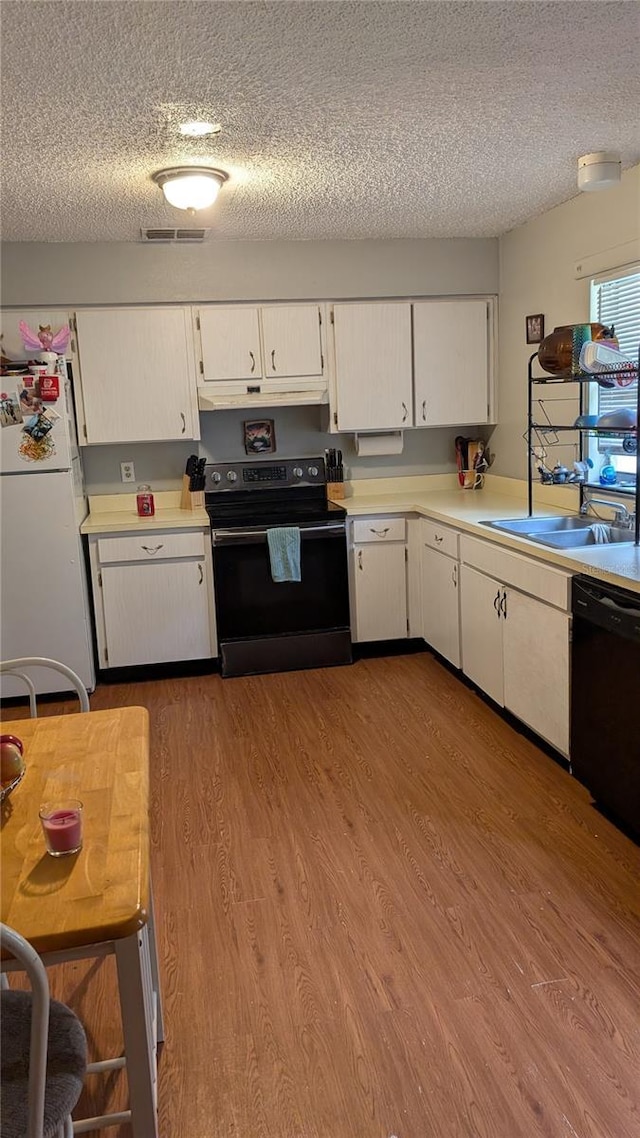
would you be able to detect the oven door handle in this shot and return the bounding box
[213,523,346,545]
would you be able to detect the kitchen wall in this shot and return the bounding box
[81,409,463,493]
[2,237,498,492]
[495,163,640,479]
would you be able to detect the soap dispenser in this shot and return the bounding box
[598,450,617,486]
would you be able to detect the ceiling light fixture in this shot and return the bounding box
[179,121,221,137]
[577,152,621,192]
[152,166,228,213]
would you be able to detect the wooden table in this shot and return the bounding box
[1,706,163,1137]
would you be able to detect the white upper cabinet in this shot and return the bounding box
[75,307,198,444]
[332,302,413,431]
[197,303,323,386]
[413,299,491,426]
[197,306,262,382]
[260,305,323,378]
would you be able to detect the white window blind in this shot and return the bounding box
[590,268,639,466]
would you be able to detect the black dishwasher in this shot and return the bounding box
[571,575,640,836]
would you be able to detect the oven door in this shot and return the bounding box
[212,521,351,675]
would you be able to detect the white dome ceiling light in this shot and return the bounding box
[577,152,621,192]
[152,167,228,213]
[179,121,221,137]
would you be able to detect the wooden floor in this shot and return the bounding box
[7,651,640,1138]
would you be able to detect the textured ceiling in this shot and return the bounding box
[1,0,639,243]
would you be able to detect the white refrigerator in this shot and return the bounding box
[0,368,95,695]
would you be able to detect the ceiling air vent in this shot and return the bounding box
[140,228,210,242]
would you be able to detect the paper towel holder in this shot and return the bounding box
[354,431,404,456]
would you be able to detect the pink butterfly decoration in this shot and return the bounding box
[19,320,70,354]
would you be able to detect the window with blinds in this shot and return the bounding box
[589,267,640,477]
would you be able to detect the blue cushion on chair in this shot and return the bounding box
[1,989,87,1138]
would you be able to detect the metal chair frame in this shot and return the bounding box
[1,923,79,1138]
[0,658,90,716]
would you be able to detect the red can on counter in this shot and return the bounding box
[136,485,155,517]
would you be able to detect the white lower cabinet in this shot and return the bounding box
[459,564,505,705]
[89,529,217,668]
[459,543,570,756]
[501,588,570,757]
[420,522,461,668]
[350,517,408,642]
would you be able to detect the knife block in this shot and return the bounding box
[180,474,204,511]
[327,481,345,500]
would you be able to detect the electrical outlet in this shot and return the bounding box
[120,461,136,483]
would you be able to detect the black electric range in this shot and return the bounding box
[205,458,351,677]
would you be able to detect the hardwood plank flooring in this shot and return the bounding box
[5,651,640,1137]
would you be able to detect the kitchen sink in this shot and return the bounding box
[480,515,593,535]
[529,526,635,549]
[479,516,635,549]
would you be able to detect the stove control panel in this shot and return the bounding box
[205,458,327,492]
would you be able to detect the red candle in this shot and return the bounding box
[39,800,83,856]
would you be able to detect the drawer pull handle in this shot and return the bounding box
[500,589,508,619]
[452,564,458,587]
[401,402,408,422]
[180,412,186,434]
[198,564,203,585]
[358,550,363,571]
[370,527,390,537]
[249,350,256,373]
[493,589,501,615]
[271,349,277,372]
[142,544,164,556]
[422,400,427,421]
[434,534,443,544]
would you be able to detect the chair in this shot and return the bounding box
[0,923,87,1138]
[0,658,90,717]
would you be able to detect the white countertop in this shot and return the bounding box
[81,491,209,535]
[80,477,640,593]
[332,475,640,593]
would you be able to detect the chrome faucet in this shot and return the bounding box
[580,497,634,528]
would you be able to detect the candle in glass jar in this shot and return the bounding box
[39,800,83,856]
[136,485,155,517]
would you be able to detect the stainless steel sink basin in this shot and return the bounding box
[530,526,635,549]
[479,516,635,549]
[480,516,593,535]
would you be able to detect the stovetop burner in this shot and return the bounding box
[204,456,346,528]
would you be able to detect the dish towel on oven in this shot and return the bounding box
[266,527,301,583]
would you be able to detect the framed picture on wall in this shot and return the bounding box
[243,419,276,455]
[526,313,545,344]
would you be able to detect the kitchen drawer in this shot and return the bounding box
[421,518,459,559]
[353,517,406,544]
[97,531,207,564]
[459,534,571,611]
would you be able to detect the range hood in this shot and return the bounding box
[197,386,329,411]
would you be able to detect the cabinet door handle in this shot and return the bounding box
[198,564,203,585]
[452,564,458,588]
[369,527,390,537]
[402,402,408,423]
[422,400,427,421]
[493,589,501,615]
[141,544,164,556]
[358,549,363,571]
[271,348,277,372]
[180,412,186,434]
[434,534,443,544]
[249,350,256,373]
[500,589,507,619]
